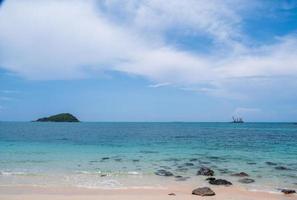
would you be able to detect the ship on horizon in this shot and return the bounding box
[232,116,244,123]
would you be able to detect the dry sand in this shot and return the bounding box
[0,185,296,200]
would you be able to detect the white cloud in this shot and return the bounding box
[0,0,297,99]
[148,82,171,88]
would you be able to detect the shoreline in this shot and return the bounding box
[0,185,296,200]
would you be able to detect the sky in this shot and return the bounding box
[0,0,297,122]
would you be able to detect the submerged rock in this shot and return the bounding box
[218,168,232,174]
[209,179,232,186]
[275,166,290,170]
[238,178,255,184]
[192,187,215,196]
[189,158,198,162]
[231,172,249,177]
[281,189,296,194]
[247,162,257,165]
[184,162,194,166]
[197,167,214,176]
[155,169,174,177]
[265,161,277,166]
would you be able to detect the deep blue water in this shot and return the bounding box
[0,122,296,190]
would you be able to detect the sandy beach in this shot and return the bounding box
[0,185,296,200]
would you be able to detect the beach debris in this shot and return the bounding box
[238,178,255,184]
[155,169,174,177]
[275,166,290,170]
[265,161,277,166]
[209,178,232,186]
[281,189,296,194]
[192,187,215,196]
[197,167,214,176]
[168,193,176,196]
[231,172,249,177]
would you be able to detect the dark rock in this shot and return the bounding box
[247,162,257,165]
[275,166,289,170]
[160,166,171,169]
[206,177,216,181]
[155,169,174,177]
[189,158,198,162]
[192,187,215,196]
[140,150,159,154]
[168,193,176,196]
[265,161,277,166]
[197,167,214,176]
[132,159,140,162]
[231,172,249,177]
[101,157,110,161]
[238,178,255,184]
[184,162,194,166]
[209,179,232,186]
[100,174,107,177]
[199,161,211,164]
[281,189,296,194]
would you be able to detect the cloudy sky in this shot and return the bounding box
[0,0,297,121]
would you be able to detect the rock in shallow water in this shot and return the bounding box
[275,166,290,170]
[281,189,296,194]
[238,178,255,184]
[192,187,215,196]
[155,169,174,177]
[209,179,232,186]
[206,177,216,181]
[265,161,277,166]
[231,172,249,177]
[197,167,214,176]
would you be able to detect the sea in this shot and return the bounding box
[0,122,296,192]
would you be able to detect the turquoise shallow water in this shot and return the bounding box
[0,122,296,190]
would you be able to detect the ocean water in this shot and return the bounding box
[0,122,296,191]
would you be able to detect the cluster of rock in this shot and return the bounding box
[156,164,296,197]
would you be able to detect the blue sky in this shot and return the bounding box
[0,0,297,122]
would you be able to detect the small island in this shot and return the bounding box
[35,113,80,122]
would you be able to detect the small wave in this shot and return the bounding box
[0,171,36,176]
[127,171,141,175]
[75,170,102,175]
[76,179,122,189]
[248,188,281,194]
